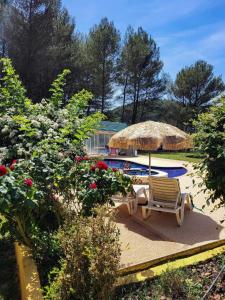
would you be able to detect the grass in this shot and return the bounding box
[141,151,205,163]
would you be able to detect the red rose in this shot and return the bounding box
[0,165,7,176]
[24,178,33,187]
[89,182,97,189]
[9,164,15,171]
[12,159,17,164]
[75,156,84,162]
[95,161,108,170]
[112,168,118,172]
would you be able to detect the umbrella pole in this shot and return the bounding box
[148,152,151,176]
[148,152,151,201]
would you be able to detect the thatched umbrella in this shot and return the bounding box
[108,121,192,175]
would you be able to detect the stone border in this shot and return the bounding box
[15,243,43,300]
[118,243,225,286]
[118,239,225,277]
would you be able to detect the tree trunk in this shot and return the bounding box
[101,59,106,113]
[132,82,137,124]
[139,95,148,121]
[121,76,128,122]
[132,78,141,124]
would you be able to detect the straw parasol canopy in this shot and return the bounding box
[109,121,192,151]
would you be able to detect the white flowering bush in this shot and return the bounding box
[0,59,104,248]
[0,60,103,162]
[0,59,128,295]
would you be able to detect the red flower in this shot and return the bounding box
[12,159,17,164]
[24,178,33,187]
[9,164,15,171]
[95,161,108,170]
[112,168,118,172]
[75,156,84,162]
[0,165,7,176]
[89,182,97,189]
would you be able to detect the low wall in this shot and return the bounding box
[15,243,43,300]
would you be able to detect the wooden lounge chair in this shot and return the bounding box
[112,185,148,215]
[142,177,193,226]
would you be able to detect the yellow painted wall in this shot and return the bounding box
[15,243,43,300]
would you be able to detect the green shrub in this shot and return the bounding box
[0,58,103,241]
[0,160,43,247]
[157,268,202,299]
[114,268,203,299]
[45,206,121,300]
[193,96,225,215]
[72,158,132,216]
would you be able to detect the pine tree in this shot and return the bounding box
[5,0,77,102]
[117,26,165,124]
[86,18,120,113]
[0,0,10,58]
[173,60,225,110]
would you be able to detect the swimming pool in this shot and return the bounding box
[104,159,187,178]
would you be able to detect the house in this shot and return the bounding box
[85,121,128,155]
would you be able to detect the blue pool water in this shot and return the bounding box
[104,159,187,178]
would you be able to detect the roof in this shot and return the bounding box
[99,121,127,133]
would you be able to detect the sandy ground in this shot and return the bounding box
[115,156,225,268]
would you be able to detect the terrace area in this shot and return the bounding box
[115,155,225,271]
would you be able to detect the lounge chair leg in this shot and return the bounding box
[182,193,193,210]
[127,203,132,215]
[127,200,136,215]
[142,207,151,220]
[134,199,138,214]
[176,206,184,226]
[187,194,193,210]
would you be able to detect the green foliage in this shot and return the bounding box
[0,161,43,247]
[45,206,121,300]
[0,60,130,298]
[5,0,76,102]
[73,158,132,216]
[0,59,105,245]
[87,17,120,113]
[49,69,71,108]
[117,26,166,123]
[0,58,103,161]
[109,98,193,130]
[173,60,225,128]
[31,229,62,288]
[115,268,203,299]
[157,268,202,299]
[0,58,30,115]
[173,60,225,108]
[193,96,225,213]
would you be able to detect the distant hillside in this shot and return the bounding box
[106,99,189,130]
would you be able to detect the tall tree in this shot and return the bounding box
[0,0,10,58]
[117,26,165,124]
[5,0,77,102]
[173,60,225,111]
[86,18,120,113]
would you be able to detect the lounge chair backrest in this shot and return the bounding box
[149,177,181,204]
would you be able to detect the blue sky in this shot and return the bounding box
[62,0,225,80]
